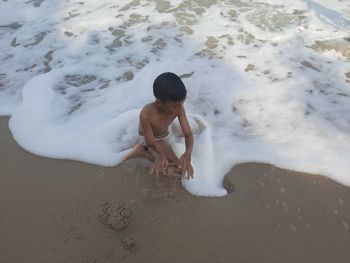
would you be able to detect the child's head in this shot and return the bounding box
[153,72,186,103]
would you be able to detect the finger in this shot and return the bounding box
[190,165,194,178]
[161,159,166,172]
[162,162,166,175]
[155,166,159,178]
[178,159,183,169]
[187,165,194,179]
[149,165,155,176]
[186,167,190,179]
[178,160,184,173]
[182,161,187,175]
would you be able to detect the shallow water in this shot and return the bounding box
[1,0,349,195]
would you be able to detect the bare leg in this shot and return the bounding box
[154,140,180,165]
[123,141,179,164]
[123,141,181,176]
[123,144,154,162]
[153,140,182,177]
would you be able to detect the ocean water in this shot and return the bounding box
[0,0,349,196]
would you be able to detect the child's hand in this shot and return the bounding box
[179,152,194,179]
[149,156,169,178]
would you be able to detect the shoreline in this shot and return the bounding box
[1,116,350,263]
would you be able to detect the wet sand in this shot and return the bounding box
[1,116,350,263]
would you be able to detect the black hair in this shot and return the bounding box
[153,72,186,102]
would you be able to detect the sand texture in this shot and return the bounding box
[1,117,350,263]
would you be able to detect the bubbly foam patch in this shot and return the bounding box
[1,0,350,196]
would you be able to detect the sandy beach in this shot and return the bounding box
[1,1,350,262]
[1,116,350,263]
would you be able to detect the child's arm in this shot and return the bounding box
[177,105,194,178]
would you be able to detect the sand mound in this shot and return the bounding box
[99,202,133,231]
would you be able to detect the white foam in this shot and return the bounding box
[1,0,350,196]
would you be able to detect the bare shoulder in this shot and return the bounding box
[140,102,156,119]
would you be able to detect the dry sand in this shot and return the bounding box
[1,117,350,263]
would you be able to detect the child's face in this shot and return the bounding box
[163,100,184,114]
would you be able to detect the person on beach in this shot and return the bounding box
[124,72,194,179]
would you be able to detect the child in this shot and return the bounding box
[124,72,194,179]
